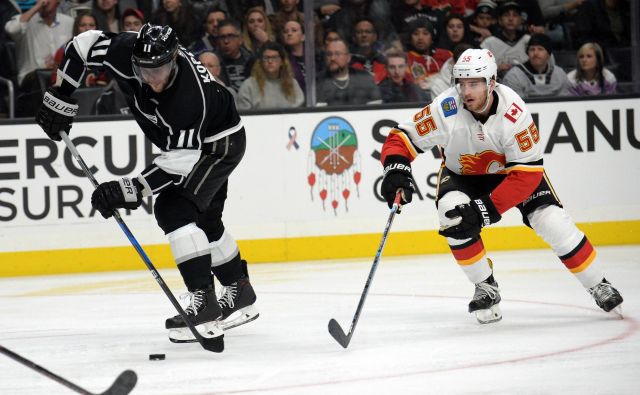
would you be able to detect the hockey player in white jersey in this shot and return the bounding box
[380,48,623,323]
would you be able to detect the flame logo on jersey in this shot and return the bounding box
[458,150,506,175]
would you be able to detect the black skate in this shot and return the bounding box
[218,276,259,330]
[468,274,502,324]
[166,286,224,344]
[588,279,623,315]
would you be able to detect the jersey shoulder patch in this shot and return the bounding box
[440,96,458,117]
[503,101,524,123]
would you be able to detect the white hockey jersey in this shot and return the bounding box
[391,83,543,175]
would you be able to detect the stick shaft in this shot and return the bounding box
[345,192,402,338]
[0,345,92,394]
[60,132,210,349]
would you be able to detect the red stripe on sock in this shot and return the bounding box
[451,239,485,262]
[561,240,594,270]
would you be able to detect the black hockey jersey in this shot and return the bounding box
[56,30,244,195]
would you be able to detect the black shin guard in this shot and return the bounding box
[178,255,215,291]
[212,253,246,286]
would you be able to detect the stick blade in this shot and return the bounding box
[101,370,137,395]
[328,319,351,348]
[201,335,225,353]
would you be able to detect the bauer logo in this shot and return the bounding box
[441,97,457,117]
[306,117,361,216]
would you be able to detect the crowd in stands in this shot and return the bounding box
[0,0,633,118]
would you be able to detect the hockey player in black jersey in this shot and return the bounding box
[36,24,259,344]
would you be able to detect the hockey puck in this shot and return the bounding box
[149,354,165,361]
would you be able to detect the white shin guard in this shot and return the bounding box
[167,223,211,265]
[210,230,239,268]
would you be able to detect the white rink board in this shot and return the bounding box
[0,97,639,252]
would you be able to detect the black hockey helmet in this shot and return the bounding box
[132,23,178,68]
[132,24,179,91]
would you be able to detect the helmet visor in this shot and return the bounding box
[134,59,175,87]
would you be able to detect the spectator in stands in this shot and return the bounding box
[199,50,237,101]
[282,19,305,92]
[538,0,590,48]
[424,0,466,15]
[242,7,275,55]
[270,0,303,37]
[405,18,452,95]
[502,33,571,97]
[468,1,497,47]
[480,1,529,78]
[316,0,340,30]
[316,38,381,106]
[190,6,226,55]
[563,0,631,49]
[4,0,73,85]
[391,0,445,38]
[326,0,393,48]
[315,27,343,75]
[52,13,107,86]
[567,42,617,96]
[272,0,324,49]
[122,7,144,32]
[95,79,129,115]
[216,19,255,93]
[349,17,387,84]
[437,14,472,52]
[151,0,200,48]
[92,0,120,33]
[378,49,429,104]
[237,41,304,110]
[428,42,472,98]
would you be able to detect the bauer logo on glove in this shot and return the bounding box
[91,177,144,219]
[42,91,79,116]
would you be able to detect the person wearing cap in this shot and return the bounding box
[122,8,144,32]
[468,1,497,47]
[405,17,452,94]
[480,1,529,77]
[189,6,227,55]
[501,33,570,98]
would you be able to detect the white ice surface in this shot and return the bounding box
[1,246,639,395]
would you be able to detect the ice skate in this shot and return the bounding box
[468,274,502,324]
[166,287,224,343]
[588,279,623,317]
[218,276,259,330]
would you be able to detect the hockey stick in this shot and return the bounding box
[328,191,402,348]
[60,132,223,353]
[0,344,137,395]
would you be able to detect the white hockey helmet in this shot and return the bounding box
[452,48,498,89]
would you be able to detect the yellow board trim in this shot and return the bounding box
[1,220,639,277]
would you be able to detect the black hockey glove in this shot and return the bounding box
[381,155,415,212]
[36,87,79,141]
[439,195,502,240]
[91,178,143,219]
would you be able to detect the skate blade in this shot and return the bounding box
[169,321,223,343]
[474,304,502,324]
[610,304,623,319]
[222,304,259,330]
